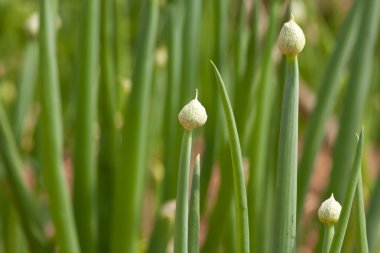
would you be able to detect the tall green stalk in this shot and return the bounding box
[272,16,305,251]
[174,130,192,253]
[98,0,117,251]
[273,56,299,253]
[297,0,363,219]
[322,225,334,253]
[211,61,250,253]
[330,128,364,253]
[110,0,159,252]
[72,0,100,251]
[39,0,80,251]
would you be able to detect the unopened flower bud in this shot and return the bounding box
[178,90,207,131]
[278,15,306,57]
[318,194,342,225]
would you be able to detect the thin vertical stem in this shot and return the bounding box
[322,225,334,253]
[98,0,117,251]
[72,0,100,251]
[39,0,80,251]
[273,56,299,253]
[174,130,193,253]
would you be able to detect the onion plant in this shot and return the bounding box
[174,91,207,253]
[273,15,305,253]
[0,1,379,253]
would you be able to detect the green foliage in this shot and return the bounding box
[0,0,379,252]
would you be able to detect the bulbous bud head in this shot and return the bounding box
[278,15,306,57]
[178,91,207,131]
[318,194,342,225]
[25,12,39,37]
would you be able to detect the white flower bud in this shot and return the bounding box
[25,13,39,37]
[318,194,342,225]
[178,90,207,131]
[25,12,62,38]
[278,15,306,57]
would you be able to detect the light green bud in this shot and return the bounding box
[278,15,306,57]
[318,194,342,225]
[178,90,207,131]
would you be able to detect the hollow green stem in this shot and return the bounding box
[97,0,117,251]
[330,128,364,253]
[72,0,100,251]
[273,56,299,253]
[211,61,250,253]
[39,0,80,251]
[174,130,192,253]
[189,154,200,253]
[322,224,334,253]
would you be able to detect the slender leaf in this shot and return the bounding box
[330,128,364,253]
[211,61,250,253]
